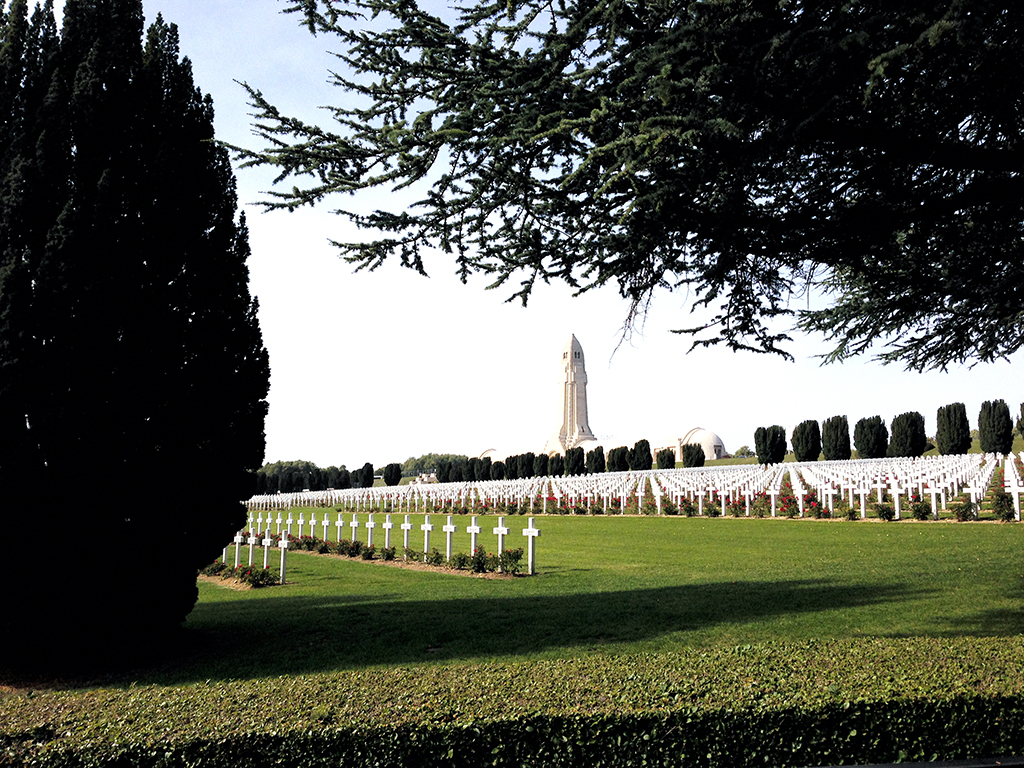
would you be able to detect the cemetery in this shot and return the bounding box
[4,454,1024,766]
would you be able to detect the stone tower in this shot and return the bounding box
[544,335,596,455]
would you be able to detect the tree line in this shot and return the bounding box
[753,400,1019,465]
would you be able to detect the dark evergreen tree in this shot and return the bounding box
[681,443,705,468]
[0,0,269,654]
[451,459,467,482]
[566,446,586,476]
[628,440,653,471]
[791,420,822,462]
[336,468,352,490]
[489,461,505,481]
[979,399,1013,454]
[586,446,606,474]
[240,1,1023,371]
[532,453,548,478]
[479,456,492,481]
[382,462,402,486]
[467,457,481,482]
[936,402,971,455]
[435,461,451,484]
[854,416,889,459]
[519,452,536,480]
[888,412,927,457]
[505,456,519,480]
[656,448,676,470]
[548,453,564,477]
[607,446,629,472]
[822,415,852,461]
[754,426,787,465]
[359,462,375,487]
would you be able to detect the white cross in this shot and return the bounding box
[262,530,274,568]
[278,536,289,584]
[493,516,509,566]
[523,517,541,575]
[467,515,481,554]
[350,513,360,541]
[335,513,345,542]
[233,531,244,568]
[382,513,394,550]
[276,513,283,535]
[443,515,457,561]
[286,514,295,536]
[247,531,258,566]
[298,513,306,538]
[421,514,433,559]
[401,514,413,554]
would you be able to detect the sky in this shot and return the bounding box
[47,0,1024,468]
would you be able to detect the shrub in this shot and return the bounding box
[991,489,1015,522]
[316,539,334,554]
[361,544,376,560]
[874,503,896,522]
[425,548,445,566]
[727,500,745,517]
[751,494,770,518]
[499,548,525,575]
[450,552,472,570]
[349,540,364,557]
[661,497,679,516]
[911,499,933,521]
[680,498,698,517]
[200,561,229,577]
[952,499,978,522]
[380,546,397,561]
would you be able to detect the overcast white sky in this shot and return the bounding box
[50,0,1023,467]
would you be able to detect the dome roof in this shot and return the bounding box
[680,428,727,461]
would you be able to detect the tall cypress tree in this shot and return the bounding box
[888,412,927,457]
[854,416,889,459]
[0,2,269,655]
[791,420,822,462]
[979,399,1013,454]
[936,402,971,455]
[821,415,852,461]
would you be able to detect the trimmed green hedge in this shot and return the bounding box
[3,638,1023,767]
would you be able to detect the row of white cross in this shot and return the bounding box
[223,514,541,583]
[244,454,1022,523]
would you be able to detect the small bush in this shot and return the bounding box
[911,500,932,521]
[874,503,895,522]
[499,548,525,575]
[680,498,698,517]
[349,539,364,557]
[361,544,376,560]
[991,489,1015,522]
[380,546,397,561]
[450,551,472,570]
[952,499,978,522]
[471,547,490,573]
[316,539,334,554]
[200,561,229,577]
[662,497,679,516]
[425,548,445,566]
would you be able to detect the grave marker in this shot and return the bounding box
[523,517,541,575]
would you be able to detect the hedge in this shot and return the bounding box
[3,638,1024,766]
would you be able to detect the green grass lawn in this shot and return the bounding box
[170,514,1024,686]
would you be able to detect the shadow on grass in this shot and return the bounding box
[121,578,929,686]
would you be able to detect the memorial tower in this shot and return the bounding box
[544,335,596,455]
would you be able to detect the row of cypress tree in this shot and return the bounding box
[755,400,1018,465]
